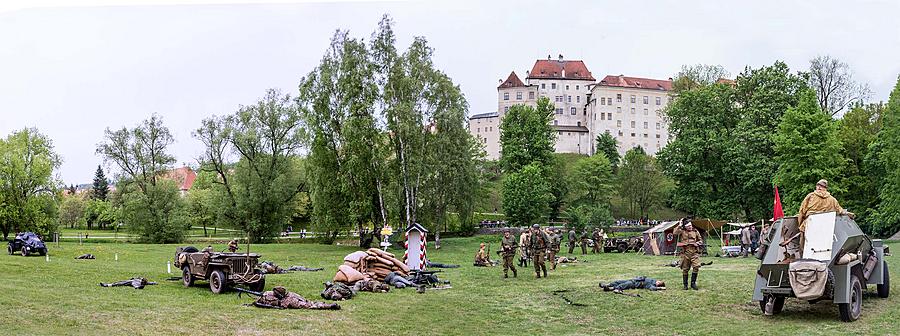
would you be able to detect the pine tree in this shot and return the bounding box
[773,89,843,214]
[866,76,900,236]
[91,165,109,201]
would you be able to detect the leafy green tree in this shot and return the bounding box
[97,114,187,243]
[594,131,620,169]
[836,103,883,229]
[58,195,87,229]
[499,98,556,172]
[0,128,61,239]
[773,90,844,214]
[672,64,730,93]
[566,154,614,229]
[91,165,109,201]
[502,163,551,227]
[618,148,669,219]
[195,90,308,242]
[85,199,115,229]
[866,76,900,236]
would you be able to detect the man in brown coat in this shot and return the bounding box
[674,218,703,290]
[798,179,854,232]
[740,226,752,257]
[500,230,518,278]
[528,224,551,278]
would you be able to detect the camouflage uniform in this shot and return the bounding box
[500,234,518,278]
[257,286,339,310]
[321,282,356,301]
[528,225,551,278]
[352,279,390,293]
[674,222,703,290]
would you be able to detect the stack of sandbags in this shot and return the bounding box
[335,248,410,284]
[362,248,409,281]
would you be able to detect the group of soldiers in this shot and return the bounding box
[489,224,606,279]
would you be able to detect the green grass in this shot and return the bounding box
[2,237,899,335]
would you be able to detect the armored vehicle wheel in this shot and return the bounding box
[616,243,628,253]
[21,247,28,256]
[759,295,785,315]
[838,274,863,322]
[182,266,195,287]
[210,269,226,294]
[38,248,46,256]
[877,262,889,299]
[248,276,266,293]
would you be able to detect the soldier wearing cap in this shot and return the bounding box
[798,179,854,232]
[547,228,562,270]
[673,218,703,290]
[527,224,551,278]
[499,229,518,278]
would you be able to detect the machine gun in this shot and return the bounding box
[409,269,446,286]
[234,287,263,298]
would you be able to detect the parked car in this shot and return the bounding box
[174,246,266,294]
[8,232,48,256]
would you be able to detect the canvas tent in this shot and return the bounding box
[643,221,680,256]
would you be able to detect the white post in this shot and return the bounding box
[167,261,172,274]
[45,254,49,262]
[115,253,118,261]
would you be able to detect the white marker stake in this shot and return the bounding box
[46,254,49,262]
[115,253,118,261]
[167,261,172,274]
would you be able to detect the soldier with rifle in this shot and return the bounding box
[673,217,703,290]
[244,286,340,310]
[528,224,551,278]
[498,229,518,278]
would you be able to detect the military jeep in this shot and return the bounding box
[752,213,889,322]
[174,246,266,294]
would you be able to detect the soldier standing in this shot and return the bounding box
[567,227,576,254]
[673,218,703,290]
[518,229,530,267]
[580,229,589,255]
[528,224,550,278]
[548,228,562,270]
[228,239,239,253]
[500,230,518,278]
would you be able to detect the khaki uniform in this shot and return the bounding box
[529,229,551,277]
[674,226,703,274]
[592,229,602,253]
[474,246,492,267]
[567,230,576,254]
[548,232,561,270]
[798,190,847,231]
[518,232,530,267]
[580,231,589,255]
[500,235,518,277]
[228,239,239,253]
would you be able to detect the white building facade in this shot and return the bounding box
[469,57,673,160]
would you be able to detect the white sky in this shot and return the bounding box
[2,0,899,184]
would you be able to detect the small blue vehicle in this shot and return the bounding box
[7,232,48,256]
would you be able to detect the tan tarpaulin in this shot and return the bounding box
[690,219,726,231]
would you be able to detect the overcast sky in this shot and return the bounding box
[2,0,899,184]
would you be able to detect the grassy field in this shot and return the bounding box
[1,237,899,335]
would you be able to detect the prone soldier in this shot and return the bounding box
[674,218,703,290]
[257,286,340,310]
[99,277,157,289]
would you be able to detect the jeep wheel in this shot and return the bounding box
[21,247,28,256]
[248,276,266,293]
[182,266,195,287]
[877,262,890,299]
[616,243,628,253]
[38,248,46,256]
[838,274,863,322]
[210,269,226,294]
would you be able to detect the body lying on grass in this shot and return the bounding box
[255,286,340,310]
[100,277,156,289]
[599,276,665,293]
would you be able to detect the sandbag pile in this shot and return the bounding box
[334,248,409,283]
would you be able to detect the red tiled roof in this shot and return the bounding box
[598,75,672,91]
[716,78,736,86]
[167,167,196,191]
[498,71,527,89]
[527,59,595,81]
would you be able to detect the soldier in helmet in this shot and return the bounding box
[527,224,551,278]
[256,286,340,310]
[673,218,703,290]
[547,228,561,270]
[228,239,239,253]
[499,229,518,278]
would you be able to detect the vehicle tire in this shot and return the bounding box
[21,247,28,256]
[38,248,46,256]
[182,266,195,287]
[249,276,266,293]
[7,245,12,255]
[877,262,889,299]
[758,296,785,315]
[209,269,226,294]
[616,243,628,253]
[838,274,863,322]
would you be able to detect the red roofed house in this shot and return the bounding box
[586,74,674,156]
[469,55,596,159]
[166,166,197,197]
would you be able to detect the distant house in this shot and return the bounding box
[165,166,197,197]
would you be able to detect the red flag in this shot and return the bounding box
[773,186,785,220]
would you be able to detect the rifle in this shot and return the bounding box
[613,290,642,298]
[252,302,285,309]
[235,287,263,298]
